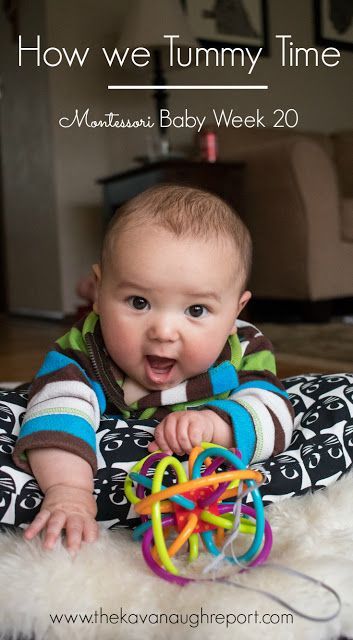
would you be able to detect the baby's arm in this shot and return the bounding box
[11,318,107,552]
[149,322,294,463]
[205,323,295,464]
[24,447,98,554]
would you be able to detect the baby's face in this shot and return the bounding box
[94,224,250,392]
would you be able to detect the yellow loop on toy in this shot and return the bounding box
[157,502,174,513]
[167,513,198,558]
[135,469,262,515]
[228,479,240,490]
[201,511,233,529]
[151,456,188,575]
[201,442,224,450]
[124,452,160,505]
[188,532,199,561]
[240,522,257,534]
[212,512,256,535]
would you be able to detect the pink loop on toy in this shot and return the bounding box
[142,515,192,585]
[198,457,232,508]
[141,503,273,584]
[235,504,273,567]
[202,456,226,476]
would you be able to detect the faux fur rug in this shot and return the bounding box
[1,473,353,640]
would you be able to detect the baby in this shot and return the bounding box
[12,184,294,554]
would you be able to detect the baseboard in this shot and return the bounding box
[10,308,66,321]
[245,297,353,323]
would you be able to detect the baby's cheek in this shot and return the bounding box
[113,335,137,363]
[104,322,139,366]
[182,340,216,376]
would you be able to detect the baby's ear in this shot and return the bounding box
[92,263,101,283]
[91,264,101,314]
[229,290,252,335]
[237,290,252,316]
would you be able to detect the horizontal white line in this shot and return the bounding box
[108,85,268,90]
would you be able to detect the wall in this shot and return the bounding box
[0,0,61,315]
[46,0,126,314]
[0,0,351,315]
[106,0,352,162]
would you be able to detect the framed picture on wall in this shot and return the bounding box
[314,0,353,51]
[181,0,269,55]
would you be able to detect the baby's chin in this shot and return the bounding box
[144,375,185,391]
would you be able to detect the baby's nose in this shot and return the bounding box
[147,316,179,342]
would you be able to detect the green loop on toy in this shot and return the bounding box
[200,441,222,450]
[201,511,233,529]
[151,456,188,575]
[124,452,153,505]
[188,532,199,562]
[193,446,265,564]
[129,472,196,510]
[221,513,256,534]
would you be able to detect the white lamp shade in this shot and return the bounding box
[117,0,197,50]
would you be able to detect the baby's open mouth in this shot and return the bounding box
[145,356,176,384]
[146,356,176,371]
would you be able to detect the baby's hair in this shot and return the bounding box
[101,184,252,289]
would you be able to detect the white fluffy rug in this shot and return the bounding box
[1,473,353,640]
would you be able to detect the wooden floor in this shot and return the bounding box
[0,314,71,381]
[0,313,350,383]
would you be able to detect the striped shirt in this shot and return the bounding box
[12,312,294,474]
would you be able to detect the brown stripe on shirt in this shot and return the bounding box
[214,339,232,366]
[138,391,163,410]
[12,432,98,475]
[152,406,170,421]
[72,313,88,332]
[281,393,295,421]
[238,369,287,390]
[138,368,214,410]
[238,325,274,357]
[186,372,213,402]
[267,406,285,455]
[28,363,93,401]
[54,344,97,380]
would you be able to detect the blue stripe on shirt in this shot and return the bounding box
[209,362,239,395]
[235,381,289,398]
[18,414,96,452]
[205,399,255,465]
[35,351,106,414]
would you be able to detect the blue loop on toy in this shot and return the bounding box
[129,472,196,510]
[191,446,246,478]
[133,514,175,541]
[133,519,153,541]
[192,447,265,565]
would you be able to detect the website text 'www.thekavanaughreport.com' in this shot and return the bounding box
[50,606,294,629]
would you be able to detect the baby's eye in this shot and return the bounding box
[185,305,208,318]
[127,296,150,311]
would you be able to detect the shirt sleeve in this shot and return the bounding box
[12,323,106,476]
[204,322,295,465]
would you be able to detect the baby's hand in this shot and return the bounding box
[147,410,218,456]
[23,484,98,556]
